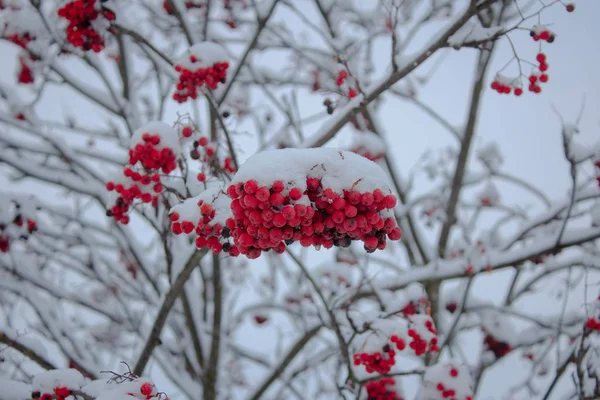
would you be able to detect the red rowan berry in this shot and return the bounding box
[182,126,193,137]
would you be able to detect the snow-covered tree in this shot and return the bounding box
[0,0,599,399]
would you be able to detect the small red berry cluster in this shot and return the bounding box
[434,369,472,400]
[105,132,177,224]
[17,55,34,84]
[585,317,600,331]
[526,52,549,94]
[353,343,398,374]
[336,69,358,99]
[5,31,38,84]
[225,178,402,259]
[6,32,34,49]
[35,387,71,400]
[351,147,384,162]
[128,133,177,174]
[490,74,522,96]
[173,57,229,103]
[530,25,555,43]
[483,331,512,359]
[408,320,440,356]
[57,0,116,52]
[364,377,403,400]
[171,198,239,255]
[0,211,37,253]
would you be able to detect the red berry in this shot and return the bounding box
[566,3,575,12]
[140,382,153,396]
[197,172,206,182]
[539,74,548,83]
[514,87,523,96]
[289,187,303,201]
[244,180,258,194]
[536,53,546,63]
[450,368,458,377]
[182,126,193,137]
[169,212,180,222]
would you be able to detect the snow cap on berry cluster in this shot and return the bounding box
[32,369,85,393]
[130,121,180,153]
[231,148,394,200]
[416,362,473,400]
[170,186,232,227]
[349,131,386,161]
[175,42,229,71]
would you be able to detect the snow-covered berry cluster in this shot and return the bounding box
[354,315,439,376]
[37,387,71,400]
[490,74,522,96]
[530,25,555,43]
[478,183,499,207]
[416,363,474,400]
[349,131,386,161]
[57,0,116,52]
[2,6,43,84]
[365,377,404,400]
[173,42,230,103]
[105,122,180,224]
[336,67,358,99]
[482,331,512,359]
[0,198,38,253]
[222,0,247,28]
[168,149,402,259]
[585,317,600,332]
[169,187,238,255]
[354,343,398,375]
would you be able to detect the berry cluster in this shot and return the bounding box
[105,169,163,224]
[433,370,473,400]
[530,25,555,43]
[526,53,550,94]
[17,55,34,84]
[173,53,229,103]
[57,0,116,52]
[226,178,402,259]
[105,124,180,224]
[336,68,358,98]
[585,317,600,332]
[364,377,403,400]
[420,364,474,400]
[490,75,522,96]
[171,196,239,256]
[35,387,71,400]
[128,133,177,174]
[6,32,34,49]
[353,344,397,374]
[0,209,37,253]
[408,321,439,356]
[483,332,512,359]
[222,0,246,28]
